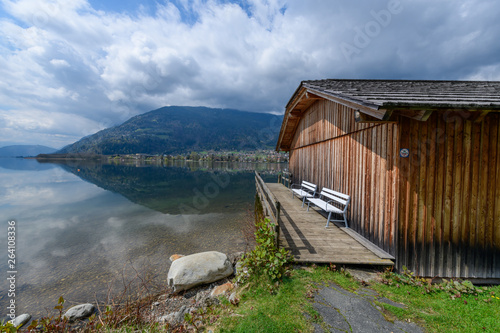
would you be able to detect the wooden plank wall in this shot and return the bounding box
[398,112,500,278]
[288,100,399,255]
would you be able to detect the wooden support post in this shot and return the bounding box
[275,201,281,249]
[255,170,282,249]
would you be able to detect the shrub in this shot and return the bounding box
[237,217,293,293]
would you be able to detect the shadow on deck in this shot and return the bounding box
[263,181,394,266]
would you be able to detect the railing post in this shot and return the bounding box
[275,201,280,249]
[255,170,281,249]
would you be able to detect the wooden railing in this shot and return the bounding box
[278,171,292,188]
[255,171,281,248]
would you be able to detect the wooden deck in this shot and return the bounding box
[266,183,394,265]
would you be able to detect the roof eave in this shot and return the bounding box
[276,80,500,151]
[276,85,307,151]
[276,84,386,151]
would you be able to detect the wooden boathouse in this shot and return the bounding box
[273,79,500,280]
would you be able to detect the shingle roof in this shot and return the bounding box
[300,79,500,109]
[277,79,500,151]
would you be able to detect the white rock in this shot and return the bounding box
[63,303,95,321]
[174,306,191,323]
[160,306,191,324]
[160,313,175,324]
[168,251,233,292]
[9,314,31,328]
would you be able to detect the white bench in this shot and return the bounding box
[307,188,351,228]
[291,181,317,207]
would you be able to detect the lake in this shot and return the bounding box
[0,158,285,319]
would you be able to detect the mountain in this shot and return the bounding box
[58,106,283,155]
[0,145,57,157]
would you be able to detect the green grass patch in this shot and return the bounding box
[304,264,361,291]
[212,265,363,333]
[371,276,500,333]
[210,264,500,333]
[218,277,310,332]
[216,272,312,332]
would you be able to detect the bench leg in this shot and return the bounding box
[307,201,311,212]
[343,213,349,228]
[302,197,306,207]
[326,212,332,227]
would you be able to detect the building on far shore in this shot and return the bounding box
[276,79,500,281]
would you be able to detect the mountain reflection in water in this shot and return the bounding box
[0,158,285,320]
[54,159,281,215]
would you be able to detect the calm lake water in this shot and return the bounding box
[0,158,285,319]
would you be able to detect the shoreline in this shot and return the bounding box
[34,150,289,164]
[6,251,245,331]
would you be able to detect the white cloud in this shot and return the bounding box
[0,108,105,135]
[0,0,499,148]
[50,58,70,67]
[465,65,500,81]
[0,168,102,207]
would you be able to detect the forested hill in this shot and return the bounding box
[58,106,282,155]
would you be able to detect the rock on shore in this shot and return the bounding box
[14,251,240,330]
[63,303,95,321]
[9,314,31,328]
[168,251,233,292]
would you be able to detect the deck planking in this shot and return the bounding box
[266,183,394,265]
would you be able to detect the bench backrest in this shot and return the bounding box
[320,188,350,211]
[301,181,317,194]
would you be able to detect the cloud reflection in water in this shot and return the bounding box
[0,159,280,318]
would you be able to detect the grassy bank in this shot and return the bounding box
[3,264,499,332]
[209,265,500,333]
[212,266,356,332]
[372,270,500,332]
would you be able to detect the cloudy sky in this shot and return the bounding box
[1,0,499,149]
